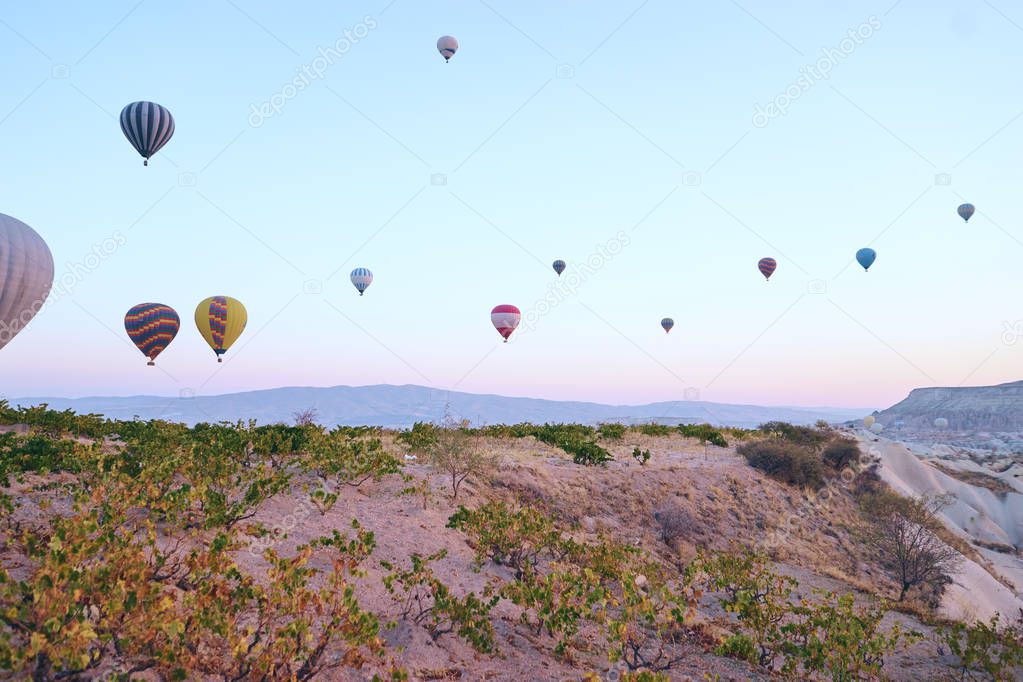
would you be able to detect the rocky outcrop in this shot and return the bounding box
[877,380,1023,433]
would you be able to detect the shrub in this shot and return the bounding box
[653,506,693,547]
[636,423,672,437]
[397,421,439,452]
[940,613,1023,680]
[425,420,499,500]
[736,439,825,489]
[447,502,564,579]
[757,421,829,451]
[631,447,651,465]
[821,436,861,470]
[677,423,728,448]
[598,422,626,441]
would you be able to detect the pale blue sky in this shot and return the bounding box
[1,0,1022,409]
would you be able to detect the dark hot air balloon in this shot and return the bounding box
[958,203,975,222]
[758,257,777,280]
[125,303,180,366]
[120,101,175,166]
[856,248,876,271]
[661,318,674,333]
[552,260,566,276]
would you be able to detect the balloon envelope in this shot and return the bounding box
[350,267,373,296]
[437,35,458,61]
[661,318,674,333]
[856,248,876,271]
[958,203,975,222]
[870,422,884,434]
[758,257,777,280]
[125,303,180,365]
[0,213,54,352]
[934,417,948,429]
[491,304,520,342]
[195,296,247,362]
[120,101,175,166]
[863,415,875,427]
[552,260,566,276]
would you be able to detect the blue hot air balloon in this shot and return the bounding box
[552,260,566,276]
[856,248,876,272]
[350,268,373,296]
[660,318,674,333]
[958,203,975,222]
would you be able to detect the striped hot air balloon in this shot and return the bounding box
[124,303,180,366]
[758,257,777,280]
[491,304,520,342]
[552,260,566,276]
[195,296,247,362]
[120,101,175,166]
[0,213,53,352]
[958,203,975,222]
[661,318,674,333]
[350,268,373,296]
[437,35,459,61]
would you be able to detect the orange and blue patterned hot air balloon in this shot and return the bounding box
[195,296,247,362]
[758,257,777,280]
[124,303,180,366]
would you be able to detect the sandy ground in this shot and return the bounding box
[861,431,1023,623]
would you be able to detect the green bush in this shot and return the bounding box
[822,437,861,470]
[757,421,829,451]
[598,422,626,441]
[736,439,825,489]
[397,421,439,451]
[677,423,728,448]
[631,447,651,465]
[636,423,672,437]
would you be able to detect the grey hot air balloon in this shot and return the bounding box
[0,213,54,352]
[437,36,458,62]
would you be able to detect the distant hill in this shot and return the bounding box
[874,380,1023,433]
[7,384,872,428]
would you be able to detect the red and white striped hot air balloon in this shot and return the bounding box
[490,304,520,342]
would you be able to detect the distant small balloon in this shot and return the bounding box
[350,268,373,296]
[758,257,777,280]
[661,318,674,334]
[491,304,520,342]
[934,417,948,429]
[856,248,876,272]
[552,260,566,276]
[120,101,175,166]
[864,415,875,428]
[870,422,884,434]
[957,203,975,222]
[437,35,458,62]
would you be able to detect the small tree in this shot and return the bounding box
[858,492,961,601]
[427,418,499,500]
[292,407,319,426]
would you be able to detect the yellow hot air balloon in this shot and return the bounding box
[863,416,875,428]
[195,296,247,362]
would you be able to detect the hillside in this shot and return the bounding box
[3,408,1021,680]
[874,380,1023,436]
[9,384,872,428]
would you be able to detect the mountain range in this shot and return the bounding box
[874,380,1023,433]
[8,384,872,428]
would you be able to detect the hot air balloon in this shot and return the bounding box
[491,304,520,342]
[195,296,247,362]
[350,267,373,296]
[864,415,875,428]
[437,36,458,62]
[552,260,566,276]
[758,257,777,280]
[958,203,975,222]
[0,213,53,352]
[934,417,948,429]
[124,303,180,366]
[661,318,674,333]
[120,101,175,166]
[870,422,884,434]
[856,248,876,271]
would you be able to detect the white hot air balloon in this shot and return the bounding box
[0,213,54,352]
[350,268,373,296]
[437,35,459,62]
[870,422,884,434]
[934,417,949,430]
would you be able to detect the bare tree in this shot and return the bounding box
[293,407,319,426]
[858,492,961,602]
[426,417,499,500]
